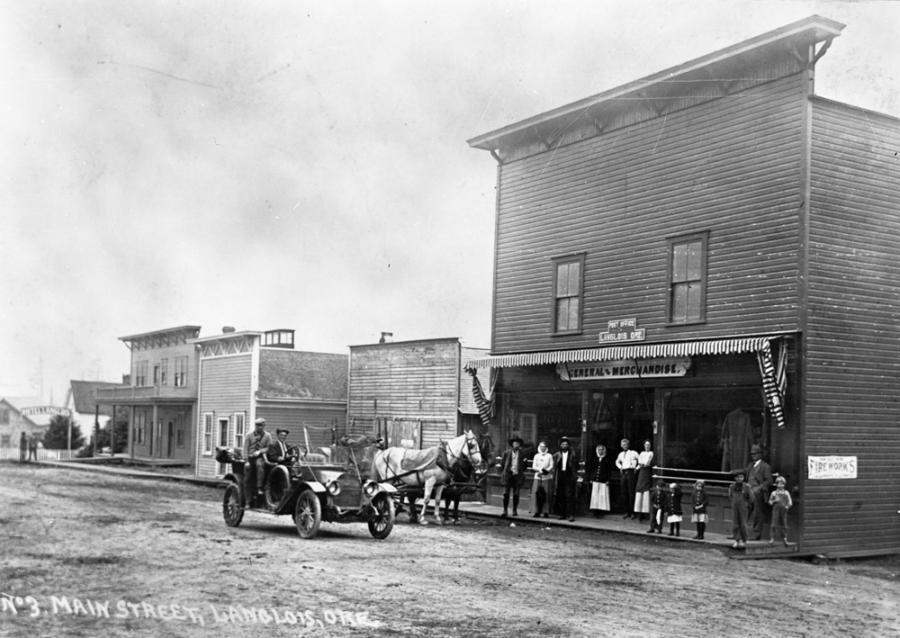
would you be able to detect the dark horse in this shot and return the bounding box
[396,454,485,524]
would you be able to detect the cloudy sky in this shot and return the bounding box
[2,0,898,403]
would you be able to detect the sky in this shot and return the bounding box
[1,0,898,404]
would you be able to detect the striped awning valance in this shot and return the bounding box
[464,336,775,369]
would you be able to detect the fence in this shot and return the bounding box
[0,446,74,461]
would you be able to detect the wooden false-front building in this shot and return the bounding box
[348,337,489,449]
[466,16,900,557]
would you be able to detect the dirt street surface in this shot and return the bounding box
[1,463,898,638]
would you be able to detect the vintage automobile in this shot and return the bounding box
[215,439,396,540]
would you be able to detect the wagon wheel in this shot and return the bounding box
[294,489,322,539]
[223,483,244,527]
[367,492,395,540]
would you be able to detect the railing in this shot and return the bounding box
[0,446,74,461]
[95,385,197,401]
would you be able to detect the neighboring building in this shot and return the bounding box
[193,328,348,479]
[465,16,900,557]
[96,326,201,464]
[65,380,128,445]
[0,398,44,450]
[348,337,489,450]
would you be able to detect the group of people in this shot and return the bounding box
[497,435,579,520]
[18,432,39,462]
[496,435,793,547]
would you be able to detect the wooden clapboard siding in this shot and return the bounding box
[492,73,807,354]
[257,404,346,451]
[348,339,462,448]
[196,354,253,478]
[803,98,900,556]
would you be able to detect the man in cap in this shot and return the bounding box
[243,417,273,498]
[499,435,526,517]
[553,436,578,521]
[267,428,293,465]
[745,443,773,540]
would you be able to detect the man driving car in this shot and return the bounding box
[243,417,273,498]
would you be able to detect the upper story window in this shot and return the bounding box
[134,361,149,387]
[667,231,709,325]
[159,359,168,385]
[173,357,188,387]
[552,254,585,334]
[0,409,8,424]
[263,329,295,349]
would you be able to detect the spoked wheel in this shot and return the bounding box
[223,483,244,527]
[294,489,322,539]
[368,493,395,539]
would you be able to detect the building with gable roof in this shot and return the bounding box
[193,328,348,479]
[465,16,900,557]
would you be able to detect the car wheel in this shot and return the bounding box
[367,493,395,539]
[223,483,244,527]
[294,489,322,539]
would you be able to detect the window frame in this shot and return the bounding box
[233,412,246,450]
[202,413,213,455]
[666,231,709,326]
[173,356,188,387]
[134,360,149,387]
[551,253,586,336]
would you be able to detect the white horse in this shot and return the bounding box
[373,430,484,525]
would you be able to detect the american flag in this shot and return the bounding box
[467,368,493,429]
[757,339,787,429]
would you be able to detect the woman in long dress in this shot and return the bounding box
[589,443,612,516]
[529,441,554,518]
[633,439,655,522]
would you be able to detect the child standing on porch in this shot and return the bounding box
[768,476,793,546]
[729,470,752,549]
[666,482,683,536]
[691,480,709,540]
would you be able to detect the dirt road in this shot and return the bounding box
[1,463,898,637]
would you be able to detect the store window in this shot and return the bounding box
[662,388,763,473]
[552,253,585,334]
[667,232,708,324]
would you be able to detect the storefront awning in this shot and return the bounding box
[464,336,778,369]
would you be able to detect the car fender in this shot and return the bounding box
[301,481,327,494]
[222,473,241,486]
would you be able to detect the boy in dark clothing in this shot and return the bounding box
[666,482,683,536]
[646,479,666,534]
[729,470,752,549]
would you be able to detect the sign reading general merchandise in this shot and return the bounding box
[557,357,691,381]
[808,455,857,480]
[599,318,646,343]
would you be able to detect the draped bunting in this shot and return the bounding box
[467,368,493,428]
[756,339,787,429]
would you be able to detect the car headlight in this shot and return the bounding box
[326,480,341,496]
[363,480,378,496]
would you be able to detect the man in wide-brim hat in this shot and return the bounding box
[499,434,527,517]
[745,443,773,540]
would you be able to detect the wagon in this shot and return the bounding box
[216,438,396,540]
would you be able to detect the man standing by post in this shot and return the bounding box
[243,417,273,499]
[616,438,640,519]
[554,436,578,521]
[27,433,38,462]
[499,435,526,517]
[746,443,773,540]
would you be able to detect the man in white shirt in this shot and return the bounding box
[615,438,640,519]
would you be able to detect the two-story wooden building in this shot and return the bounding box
[95,325,200,464]
[193,328,348,479]
[465,16,900,557]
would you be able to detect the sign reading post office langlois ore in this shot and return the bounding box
[599,318,646,343]
[557,358,692,381]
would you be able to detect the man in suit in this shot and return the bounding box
[243,417,273,498]
[553,436,578,521]
[267,428,292,464]
[499,436,526,517]
[746,443,773,540]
